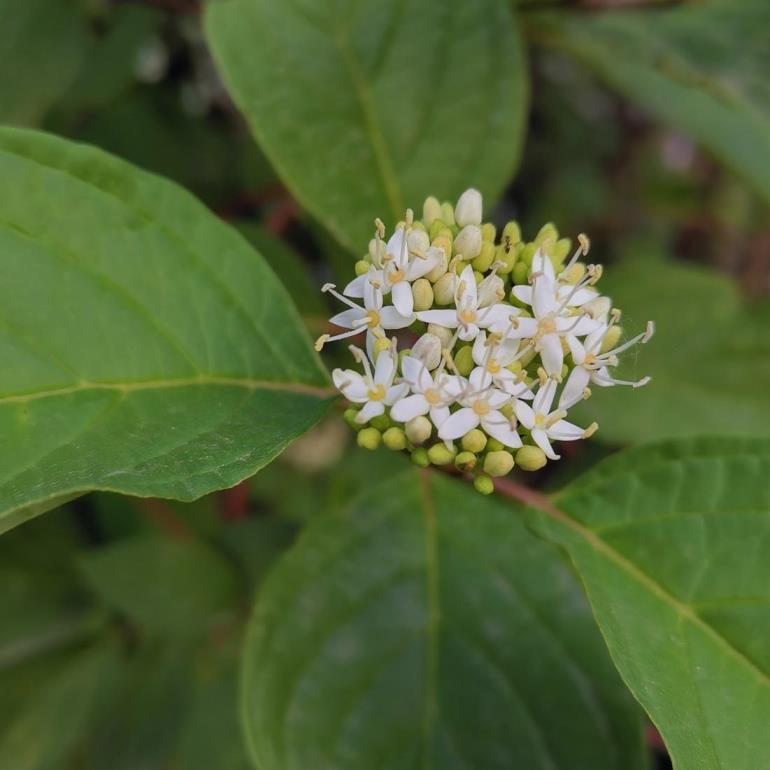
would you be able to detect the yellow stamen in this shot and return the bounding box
[367,384,386,401]
[472,400,490,417]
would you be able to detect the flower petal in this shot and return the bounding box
[472,331,487,366]
[380,306,415,329]
[533,377,557,414]
[531,428,560,460]
[385,383,410,404]
[374,351,395,386]
[429,405,450,429]
[343,273,368,298]
[329,308,363,329]
[486,388,510,410]
[392,281,414,317]
[438,407,479,440]
[416,309,458,328]
[458,322,479,342]
[390,393,429,422]
[482,412,523,449]
[457,265,477,307]
[503,317,538,340]
[356,400,385,424]
[547,419,585,441]
[514,399,535,429]
[401,355,433,392]
[332,369,368,402]
[511,285,533,305]
[539,333,564,377]
[559,366,590,409]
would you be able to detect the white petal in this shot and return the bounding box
[511,285,533,305]
[416,309,458,328]
[438,408,479,440]
[486,389,510,410]
[356,400,385,424]
[333,369,368,402]
[458,322,479,342]
[566,333,586,364]
[401,355,433,392]
[532,249,555,282]
[547,419,585,441]
[557,315,601,336]
[385,383,409,405]
[514,399,535,429]
[364,280,383,311]
[390,393,429,422]
[482,412,523,449]
[480,303,520,333]
[437,374,466,399]
[472,330,487,366]
[429,405,450,429]
[386,228,406,265]
[392,281,414,317]
[533,377,557,414]
[406,249,439,281]
[343,273,368,298]
[539,333,564,377]
[373,350,395,386]
[563,285,598,306]
[533,273,557,318]
[329,308,364,329]
[504,317,538,340]
[379,306,415,329]
[531,428,560,460]
[468,367,488,393]
[559,366,590,409]
[457,265,477,306]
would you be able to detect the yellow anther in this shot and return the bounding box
[472,400,490,417]
[367,384,387,401]
[314,334,329,351]
[582,422,599,439]
[578,233,590,255]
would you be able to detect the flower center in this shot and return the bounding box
[487,358,501,374]
[425,388,442,405]
[534,413,546,427]
[366,310,380,329]
[584,353,597,366]
[389,268,405,284]
[367,384,386,401]
[538,316,557,335]
[459,309,477,324]
[472,399,490,416]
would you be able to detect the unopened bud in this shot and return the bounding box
[344,407,361,429]
[405,416,432,445]
[553,238,572,263]
[370,413,391,432]
[411,278,434,312]
[519,243,537,268]
[534,222,558,247]
[512,261,528,286]
[483,450,515,477]
[440,201,455,226]
[453,224,482,259]
[474,474,494,495]
[412,332,442,370]
[355,259,370,276]
[373,336,392,355]
[357,427,381,450]
[502,221,521,244]
[407,229,430,256]
[433,272,456,305]
[477,274,505,307]
[495,242,518,274]
[600,325,623,354]
[429,219,447,241]
[454,345,474,376]
[428,442,456,466]
[423,196,442,227]
[455,451,477,471]
[411,447,430,467]
[516,445,547,471]
[425,250,448,282]
[428,323,454,348]
[471,241,496,272]
[461,429,487,453]
[454,188,483,227]
[486,437,505,452]
[382,426,407,451]
[481,222,497,242]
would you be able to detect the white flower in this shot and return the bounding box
[511,249,598,310]
[515,378,592,460]
[316,281,413,355]
[559,321,654,409]
[390,356,464,430]
[417,265,519,342]
[454,188,482,227]
[438,368,522,448]
[332,347,408,424]
[471,332,534,399]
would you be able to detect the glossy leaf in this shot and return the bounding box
[0,128,333,534]
[205,0,529,251]
[242,470,646,770]
[528,437,770,770]
[528,0,770,203]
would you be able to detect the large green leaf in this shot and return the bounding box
[0,0,92,126]
[571,251,770,443]
[527,437,770,770]
[205,0,529,252]
[527,0,770,204]
[242,470,646,769]
[0,129,333,534]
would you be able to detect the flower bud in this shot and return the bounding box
[382,426,407,451]
[423,196,442,227]
[428,442,456,466]
[407,229,430,256]
[368,238,386,266]
[502,220,521,244]
[430,233,453,260]
[433,272,456,305]
[516,445,547,471]
[454,345,474,376]
[486,437,505,452]
[429,219,447,241]
[373,336,392,355]
[584,296,611,320]
[454,188,483,227]
[440,201,455,226]
[481,222,497,242]
[474,474,494,495]
[495,242,518,274]
[483,450,515,477]
[412,278,434,311]
[453,224,482,259]
[370,413,391,431]
[354,259,370,276]
[344,407,361,429]
[553,237,571,263]
[428,323,454,349]
[412,332,442,370]
[477,274,505,307]
[519,243,537,268]
[357,427,381,450]
[473,270,484,284]
[600,325,623,354]
[535,222,558,247]
[425,249,448,282]
[405,416,432,445]
[455,451,477,471]
[471,241,496,272]
[461,429,487,453]
[411,447,430,467]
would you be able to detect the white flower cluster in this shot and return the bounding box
[316,189,653,493]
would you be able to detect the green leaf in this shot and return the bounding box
[242,470,647,769]
[204,0,529,252]
[571,251,770,442]
[528,0,770,204]
[0,128,333,534]
[78,536,238,635]
[527,437,770,770]
[0,0,92,126]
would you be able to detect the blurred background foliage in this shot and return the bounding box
[1,0,767,768]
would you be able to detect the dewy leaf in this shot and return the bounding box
[526,437,770,770]
[242,470,647,770]
[527,0,770,204]
[204,0,529,252]
[0,128,333,534]
[571,252,770,443]
[0,0,92,126]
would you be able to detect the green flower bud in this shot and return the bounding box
[357,427,381,450]
[454,345,474,376]
[474,474,494,495]
[484,450,515,477]
[455,450,477,471]
[370,413,391,431]
[500,402,514,419]
[486,437,505,452]
[412,278,434,311]
[516,445,547,471]
[560,363,569,381]
[462,429,487,453]
[473,270,484,284]
[373,336,392,355]
[423,196,442,227]
[471,241,496,272]
[405,416,432,445]
[481,222,497,242]
[382,426,407,451]
[440,201,456,226]
[512,261,529,286]
[502,220,521,244]
[553,237,571,263]
[431,233,453,260]
[534,223,558,247]
[398,348,412,368]
[428,442,456,466]
[428,323,454,349]
[344,407,361,429]
[600,325,623,354]
[495,242,518,274]
[355,259,370,276]
[519,347,537,367]
[429,219,448,241]
[454,225,482,259]
[425,250,448,282]
[520,243,537,268]
[454,188,483,227]
[411,447,430,467]
[433,272,456,305]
